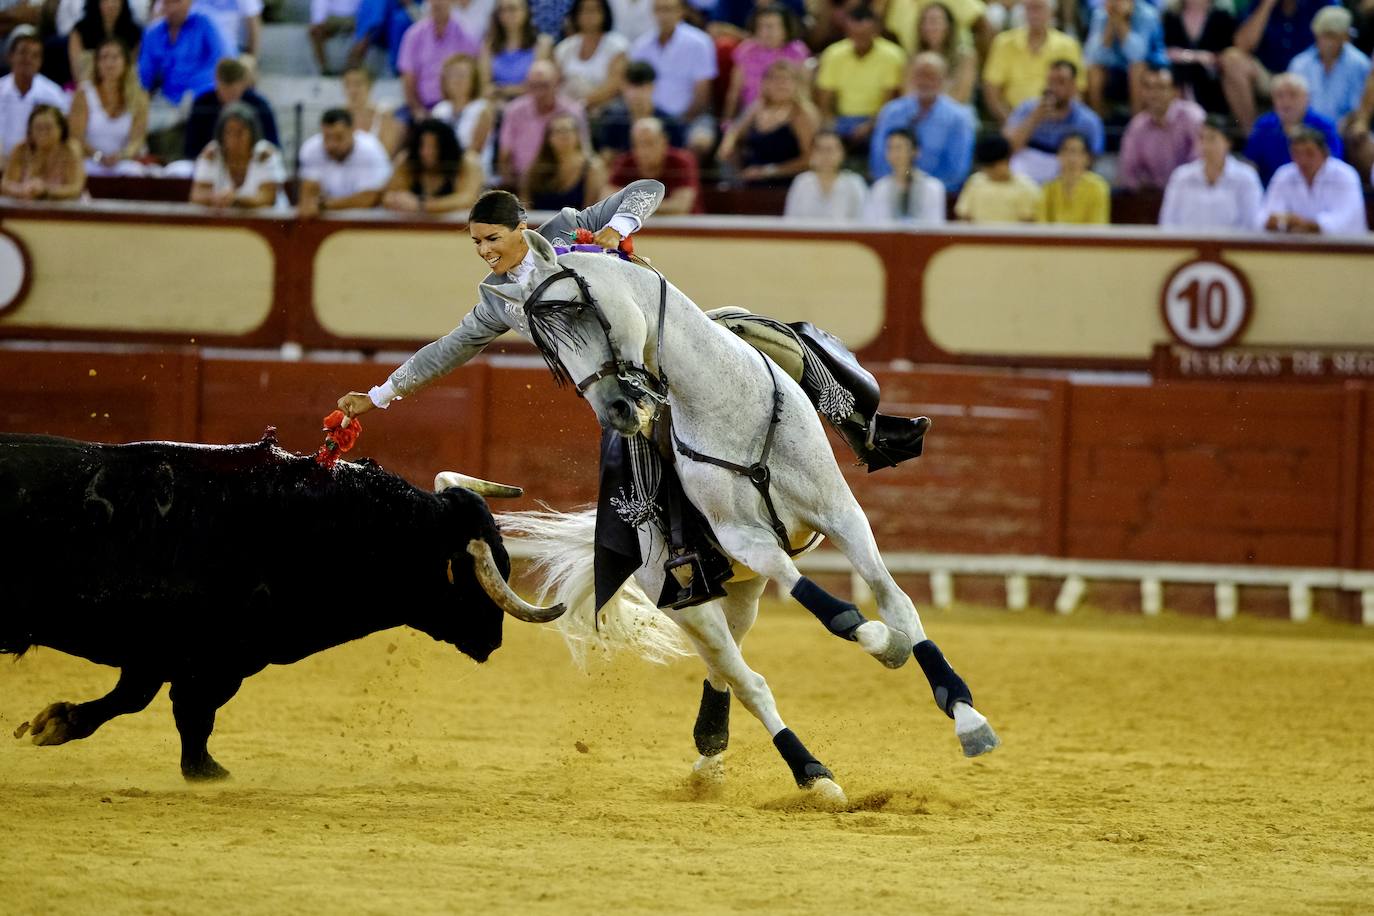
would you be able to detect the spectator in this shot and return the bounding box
[553,0,627,114]
[0,1,41,51]
[1260,125,1367,234]
[1003,57,1104,183]
[496,58,583,185]
[954,133,1042,222]
[782,128,867,220]
[592,58,684,155]
[861,127,945,223]
[884,0,992,60]
[138,0,224,157]
[431,53,493,180]
[183,55,277,159]
[340,63,401,154]
[1116,64,1203,190]
[1287,6,1370,126]
[981,0,1084,123]
[1042,131,1108,223]
[69,37,147,174]
[717,58,816,185]
[0,27,69,169]
[69,0,143,86]
[815,5,906,156]
[2,104,85,199]
[308,0,361,75]
[192,0,261,60]
[1346,65,1374,180]
[722,3,809,122]
[1163,0,1234,114]
[384,117,482,212]
[1220,0,1327,133]
[869,51,973,192]
[604,115,698,212]
[1083,0,1167,116]
[912,2,976,105]
[711,0,806,37]
[1243,70,1341,184]
[607,0,654,43]
[400,0,481,121]
[189,102,282,208]
[481,0,552,102]
[350,0,414,74]
[530,0,573,37]
[1158,114,1263,230]
[297,107,393,216]
[451,0,495,44]
[627,0,717,154]
[522,110,606,207]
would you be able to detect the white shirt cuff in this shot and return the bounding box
[369,379,399,408]
[608,213,641,238]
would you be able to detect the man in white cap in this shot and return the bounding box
[1287,5,1370,124]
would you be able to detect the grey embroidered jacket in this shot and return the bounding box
[379,180,666,404]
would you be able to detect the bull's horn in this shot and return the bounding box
[466,538,566,623]
[435,471,523,499]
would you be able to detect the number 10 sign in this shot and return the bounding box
[1159,257,1253,350]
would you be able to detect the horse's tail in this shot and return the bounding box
[498,507,688,667]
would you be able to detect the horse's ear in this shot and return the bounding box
[480,280,524,305]
[524,229,558,268]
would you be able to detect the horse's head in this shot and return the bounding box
[493,230,660,437]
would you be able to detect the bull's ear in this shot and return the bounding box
[525,229,558,268]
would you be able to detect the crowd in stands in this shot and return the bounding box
[0,0,1371,233]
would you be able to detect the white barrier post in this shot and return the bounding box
[930,571,954,609]
[1140,578,1163,616]
[1055,575,1085,615]
[1287,581,1312,623]
[1005,574,1029,611]
[1215,582,1238,621]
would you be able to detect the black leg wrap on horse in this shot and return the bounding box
[772,728,833,789]
[693,680,731,757]
[791,577,866,640]
[913,640,973,719]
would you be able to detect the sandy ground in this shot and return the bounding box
[1,603,1371,916]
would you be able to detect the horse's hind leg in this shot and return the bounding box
[689,576,767,784]
[18,667,163,747]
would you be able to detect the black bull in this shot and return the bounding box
[0,431,535,780]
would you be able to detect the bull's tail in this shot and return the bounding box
[498,507,688,667]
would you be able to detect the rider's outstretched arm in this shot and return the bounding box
[365,300,512,410]
[540,179,666,244]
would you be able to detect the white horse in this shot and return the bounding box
[490,231,999,804]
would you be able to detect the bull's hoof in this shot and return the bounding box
[854,621,911,669]
[26,702,78,746]
[182,757,231,782]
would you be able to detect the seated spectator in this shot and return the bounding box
[340,64,401,155]
[1083,0,1167,116]
[884,0,992,60]
[814,5,905,157]
[193,0,261,60]
[183,56,277,159]
[497,59,583,186]
[1003,58,1104,183]
[608,0,654,43]
[350,0,413,74]
[591,58,684,155]
[69,0,143,85]
[1220,0,1326,134]
[431,53,493,179]
[604,115,699,212]
[717,58,816,185]
[981,0,1083,123]
[530,0,574,38]
[1158,114,1263,230]
[861,127,945,223]
[522,110,606,208]
[190,102,282,208]
[1345,64,1374,180]
[782,128,867,220]
[721,3,809,122]
[69,37,147,174]
[1243,71,1341,184]
[481,0,552,102]
[2,103,85,199]
[383,117,482,212]
[954,133,1042,222]
[452,0,495,45]
[1163,0,1233,114]
[912,2,976,105]
[1116,64,1203,190]
[297,107,393,216]
[869,52,973,192]
[1260,125,1367,234]
[627,0,717,154]
[309,0,361,75]
[139,0,225,158]
[0,1,42,53]
[710,0,805,37]
[553,0,627,115]
[0,27,70,170]
[400,0,481,122]
[1287,6,1371,126]
[1042,132,1108,223]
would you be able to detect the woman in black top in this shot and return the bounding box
[382,119,483,214]
[1164,0,1235,113]
[523,111,607,211]
[67,0,142,86]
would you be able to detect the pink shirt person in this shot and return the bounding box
[733,38,809,111]
[497,62,586,182]
[1116,67,1204,190]
[398,7,481,109]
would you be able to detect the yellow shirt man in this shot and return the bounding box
[815,36,908,117]
[885,0,986,53]
[982,27,1086,110]
[954,171,1044,223]
[1042,171,1110,224]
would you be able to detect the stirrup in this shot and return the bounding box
[664,550,713,610]
[858,415,931,473]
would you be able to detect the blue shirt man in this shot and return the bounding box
[1005,96,1105,155]
[868,56,974,192]
[1244,107,1342,184]
[139,0,227,105]
[1245,0,1327,74]
[1286,9,1371,125]
[1084,0,1168,71]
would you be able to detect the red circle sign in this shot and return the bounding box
[1159,257,1253,350]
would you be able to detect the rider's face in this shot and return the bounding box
[470,221,530,275]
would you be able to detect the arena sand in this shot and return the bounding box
[2,603,1371,916]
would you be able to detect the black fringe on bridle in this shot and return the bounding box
[525,298,596,388]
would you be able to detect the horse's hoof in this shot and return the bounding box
[854,621,911,670]
[690,753,725,785]
[957,721,1002,758]
[28,702,76,746]
[806,777,848,809]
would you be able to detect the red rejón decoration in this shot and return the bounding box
[316,410,361,468]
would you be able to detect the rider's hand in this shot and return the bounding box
[593,226,623,250]
[337,392,375,424]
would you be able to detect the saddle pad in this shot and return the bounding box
[704,308,806,383]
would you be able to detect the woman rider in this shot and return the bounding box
[335,183,929,471]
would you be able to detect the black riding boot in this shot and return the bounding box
[835,413,932,473]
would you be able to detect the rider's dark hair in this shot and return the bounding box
[469,189,527,228]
